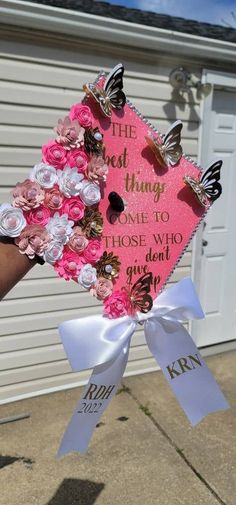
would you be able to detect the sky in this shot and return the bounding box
[103,0,236,27]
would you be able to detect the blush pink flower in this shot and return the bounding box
[67,149,89,173]
[69,104,93,128]
[86,155,108,183]
[12,180,45,211]
[60,197,85,222]
[25,206,51,226]
[68,226,88,253]
[15,224,49,259]
[103,290,132,319]
[42,140,67,170]
[91,277,113,301]
[54,250,84,281]
[54,116,85,150]
[83,239,103,265]
[44,187,65,211]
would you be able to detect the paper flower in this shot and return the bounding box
[46,212,74,244]
[60,197,85,222]
[30,163,58,188]
[69,104,93,128]
[0,204,26,237]
[54,116,85,149]
[57,166,84,197]
[44,187,65,211]
[42,140,67,170]
[67,226,88,253]
[54,250,84,280]
[80,207,103,238]
[15,224,49,259]
[103,290,132,319]
[67,149,89,174]
[44,240,64,264]
[86,155,108,183]
[91,277,113,301]
[80,181,101,206]
[78,263,97,289]
[12,180,45,211]
[83,239,103,265]
[25,206,51,226]
[95,251,121,280]
[84,127,104,156]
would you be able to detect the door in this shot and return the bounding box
[194,74,236,347]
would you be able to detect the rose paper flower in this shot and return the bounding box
[25,206,51,226]
[69,104,93,128]
[44,187,65,211]
[54,250,84,280]
[46,212,74,244]
[12,180,45,211]
[67,149,89,173]
[0,203,26,237]
[67,226,88,253]
[78,263,97,289]
[80,181,101,206]
[103,290,132,319]
[86,155,108,183]
[30,163,58,188]
[54,116,85,150]
[83,239,103,264]
[57,166,84,197]
[42,140,67,170]
[60,197,85,222]
[91,277,113,301]
[44,240,64,264]
[15,224,49,259]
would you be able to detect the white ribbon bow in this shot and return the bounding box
[58,278,229,456]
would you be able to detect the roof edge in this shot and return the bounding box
[0,0,236,63]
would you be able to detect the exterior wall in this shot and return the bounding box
[0,28,199,402]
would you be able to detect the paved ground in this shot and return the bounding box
[0,350,235,505]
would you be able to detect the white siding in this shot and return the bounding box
[0,35,199,402]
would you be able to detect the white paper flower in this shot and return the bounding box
[80,181,101,206]
[0,203,26,237]
[57,166,84,197]
[44,240,64,264]
[30,163,58,188]
[78,263,97,289]
[46,212,74,244]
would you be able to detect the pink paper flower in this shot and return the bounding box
[68,226,88,253]
[12,180,45,211]
[103,290,132,319]
[25,206,51,226]
[42,140,67,170]
[91,277,113,300]
[69,104,93,128]
[83,239,103,264]
[67,149,89,173]
[54,116,85,150]
[44,186,65,211]
[15,224,49,259]
[86,155,108,183]
[54,250,84,281]
[60,197,85,222]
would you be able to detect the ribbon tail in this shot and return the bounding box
[57,339,130,457]
[145,318,230,425]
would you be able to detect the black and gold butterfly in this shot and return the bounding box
[145,120,183,167]
[126,272,153,314]
[83,63,126,118]
[184,160,222,207]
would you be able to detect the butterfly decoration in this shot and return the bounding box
[83,63,126,118]
[184,160,222,207]
[125,272,153,314]
[145,120,183,167]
